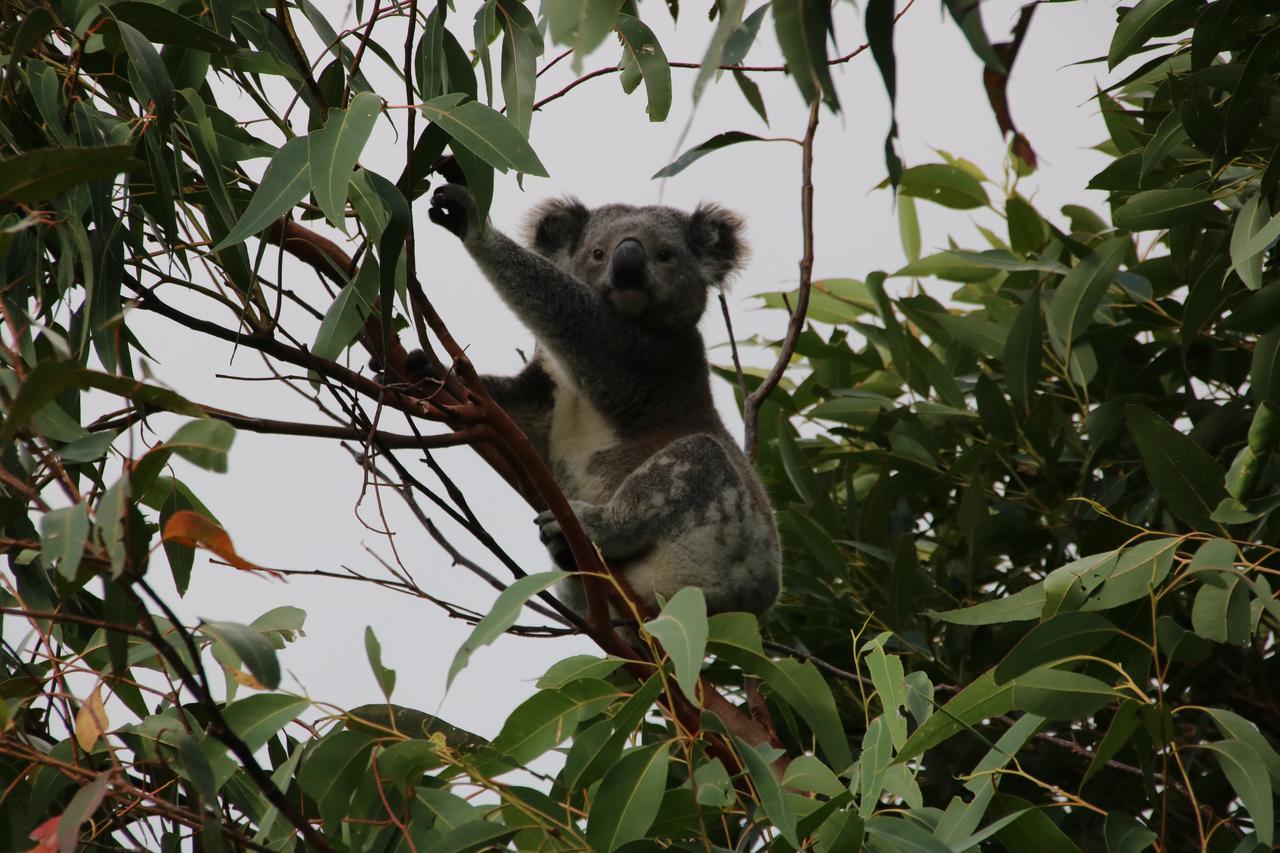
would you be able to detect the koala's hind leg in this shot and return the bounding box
[537,434,767,612]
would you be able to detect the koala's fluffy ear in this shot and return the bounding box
[689,204,748,284]
[524,197,589,262]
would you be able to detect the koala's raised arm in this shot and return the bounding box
[428,184,745,375]
[428,185,610,358]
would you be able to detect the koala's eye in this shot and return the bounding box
[591,248,605,261]
[656,248,674,263]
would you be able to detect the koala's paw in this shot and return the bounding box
[370,349,443,390]
[535,501,598,568]
[428,184,478,241]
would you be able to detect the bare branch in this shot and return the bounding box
[743,99,820,457]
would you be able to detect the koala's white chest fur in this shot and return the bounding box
[542,354,618,503]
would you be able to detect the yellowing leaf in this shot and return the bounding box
[162,510,271,573]
[75,685,108,750]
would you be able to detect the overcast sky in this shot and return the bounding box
[116,0,1121,741]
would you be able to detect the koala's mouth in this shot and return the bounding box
[609,288,649,317]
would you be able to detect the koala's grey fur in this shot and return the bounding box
[424,183,781,618]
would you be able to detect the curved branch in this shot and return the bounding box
[743,99,819,457]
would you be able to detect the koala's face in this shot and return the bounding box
[525,199,746,332]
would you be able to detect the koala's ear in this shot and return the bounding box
[524,197,589,260]
[689,204,748,283]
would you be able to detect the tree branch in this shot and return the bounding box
[743,99,819,457]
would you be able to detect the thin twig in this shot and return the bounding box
[743,99,820,457]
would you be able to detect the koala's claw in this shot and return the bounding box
[429,184,476,241]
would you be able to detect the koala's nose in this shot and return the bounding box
[611,239,647,289]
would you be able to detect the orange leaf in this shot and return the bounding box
[74,685,108,751]
[162,510,269,573]
[29,816,58,852]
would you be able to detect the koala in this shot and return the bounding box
[422,183,781,619]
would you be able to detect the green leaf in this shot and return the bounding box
[489,683,614,766]
[732,735,799,845]
[1046,237,1129,355]
[1105,812,1157,853]
[173,732,219,802]
[429,821,522,853]
[536,655,623,689]
[692,0,744,103]
[201,621,281,689]
[1113,188,1215,231]
[1011,669,1122,720]
[0,146,140,205]
[375,739,443,790]
[994,612,1118,683]
[933,584,1046,625]
[1230,194,1271,291]
[782,754,845,797]
[732,69,769,124]
[1202,740,1274,847]
[1204,709,1280,787]
[298,731,373,828]
[1108,0,1187,69]
[96,477,130,577]
[584,742,670,852]
[420,93,547,175]
[55,772,112,853]
[111,2,237,52]
[364,626,396,699]
[865,635,908,749]
[865,815,952,852]
[775,416,820,504]
[42,505,90,581]
[167,420,235,473]
[899,194,921,261]
[218,693,309,753]
[1191,574,1252,644]
[708,613,852,768]
[898,164,988,210]
[987,793,1084,852]
[1083,538,1179,611]
[867,270,924,395]
[866,0,902,184]
[1126,405,1228,529]
[1007,196,1048,254]
[897,670,1016,761]
[1252,329,1280,405]
[616,15,671,122]
[312,257,378,367]
[544,0,619,69]
[927,312,1006,358]
[652,131,768,179]
[58,430,118,464]
[5,9,54,85]
[642,587,707,704]
[1004,286,1043,410]
[447,571,565,688]
[772,0,838,109]
[310,91,382,231]
[213,136,311,250]
[498,0,541,136]
[118,21,176,123]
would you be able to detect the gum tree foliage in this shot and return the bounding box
[0,0,1277,851]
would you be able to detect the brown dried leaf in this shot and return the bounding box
[74,685,108,751]
[162,510,272,574]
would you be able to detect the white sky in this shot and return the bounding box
[56,0,1122,742]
